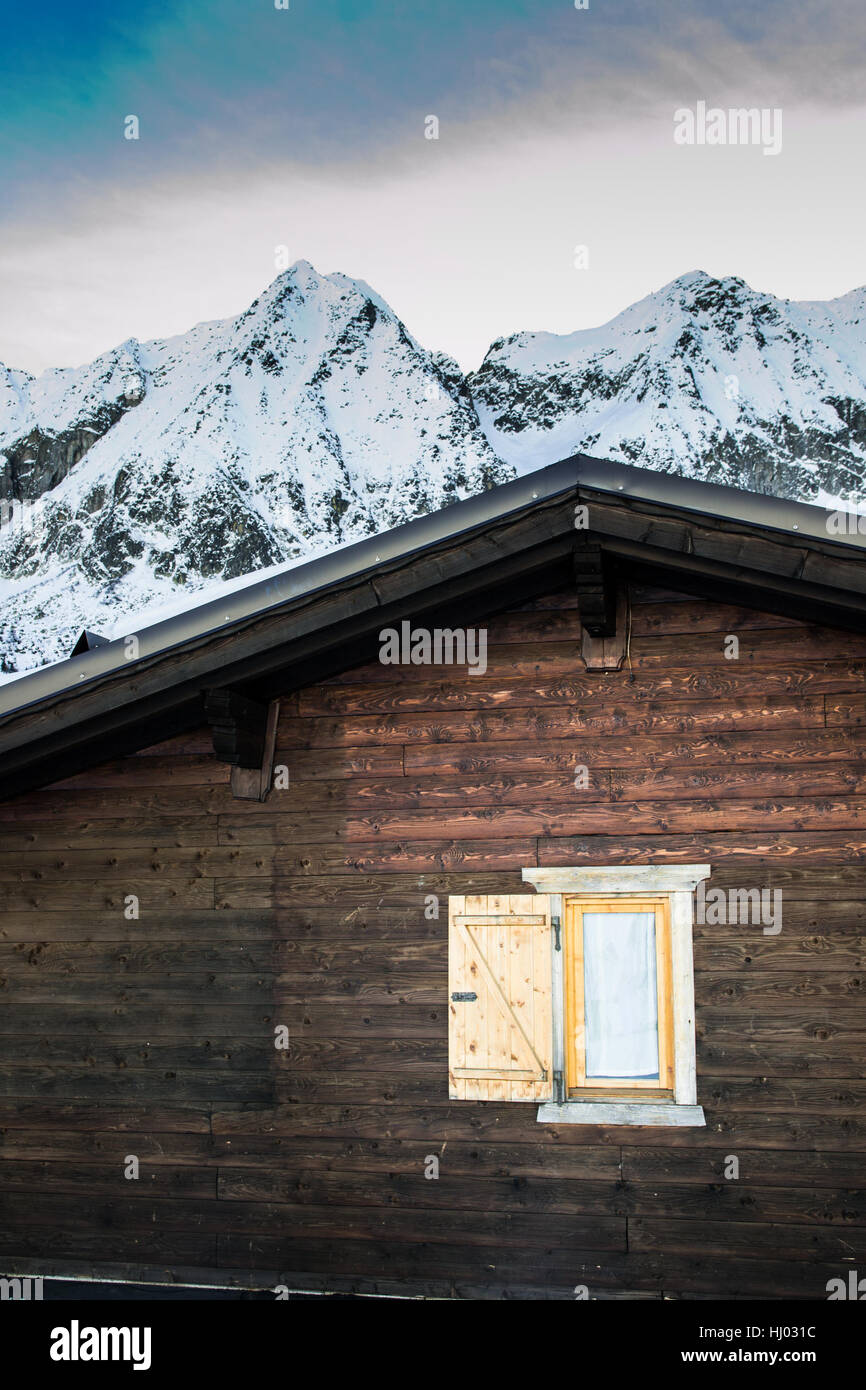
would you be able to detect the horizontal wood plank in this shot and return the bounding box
[3,578,866,1297]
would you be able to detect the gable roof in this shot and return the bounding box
[1,452,864,798]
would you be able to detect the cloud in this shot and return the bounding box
[5,0,866,207]
[2,0,865,374]
[3,102,865,377]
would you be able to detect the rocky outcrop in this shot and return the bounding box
[2,410,132,503]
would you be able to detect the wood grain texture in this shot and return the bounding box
[2,580,865,1299]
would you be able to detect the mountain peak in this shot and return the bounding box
[666,268,713,290]
[269,257,323,295]
[2,265,866,682]
[245,260,402,347]
[642,270,756,317]
[470,271,866,499]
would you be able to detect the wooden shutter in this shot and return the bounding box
[448,894,553,1102]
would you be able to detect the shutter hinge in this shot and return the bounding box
[552,915,561,951]
[553,1070,565,1104]
[450,991,477,1002]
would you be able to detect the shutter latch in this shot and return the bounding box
[451,991,478,1002]
[552,916,561,951]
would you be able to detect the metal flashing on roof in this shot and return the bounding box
[0,452,862,722]
[69,630,110,657]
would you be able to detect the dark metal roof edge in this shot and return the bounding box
[0,452,861,721]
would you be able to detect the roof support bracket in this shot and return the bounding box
[573,536,627,670]
[204,689,281,800]
[573,537,617,638]
[580,589,627,671]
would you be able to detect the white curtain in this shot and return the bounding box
[583,911,659,1079]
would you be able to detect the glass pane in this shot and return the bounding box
[583,911,659,1079]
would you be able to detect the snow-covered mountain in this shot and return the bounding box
[2,264,865,677]
[0,262,507,673]
[470,271,866,502]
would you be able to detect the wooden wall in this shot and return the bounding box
[1,582,866,1299]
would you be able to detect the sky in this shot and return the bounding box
[1,0,865,374]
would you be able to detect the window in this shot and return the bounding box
[447,866,709,1126]
[564,897,673,1098]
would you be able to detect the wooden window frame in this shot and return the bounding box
[564,895,674,1100]
[522,865,709,1126]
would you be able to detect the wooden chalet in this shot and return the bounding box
[0,453,865,1300]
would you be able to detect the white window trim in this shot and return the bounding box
[521,865,710,1127]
